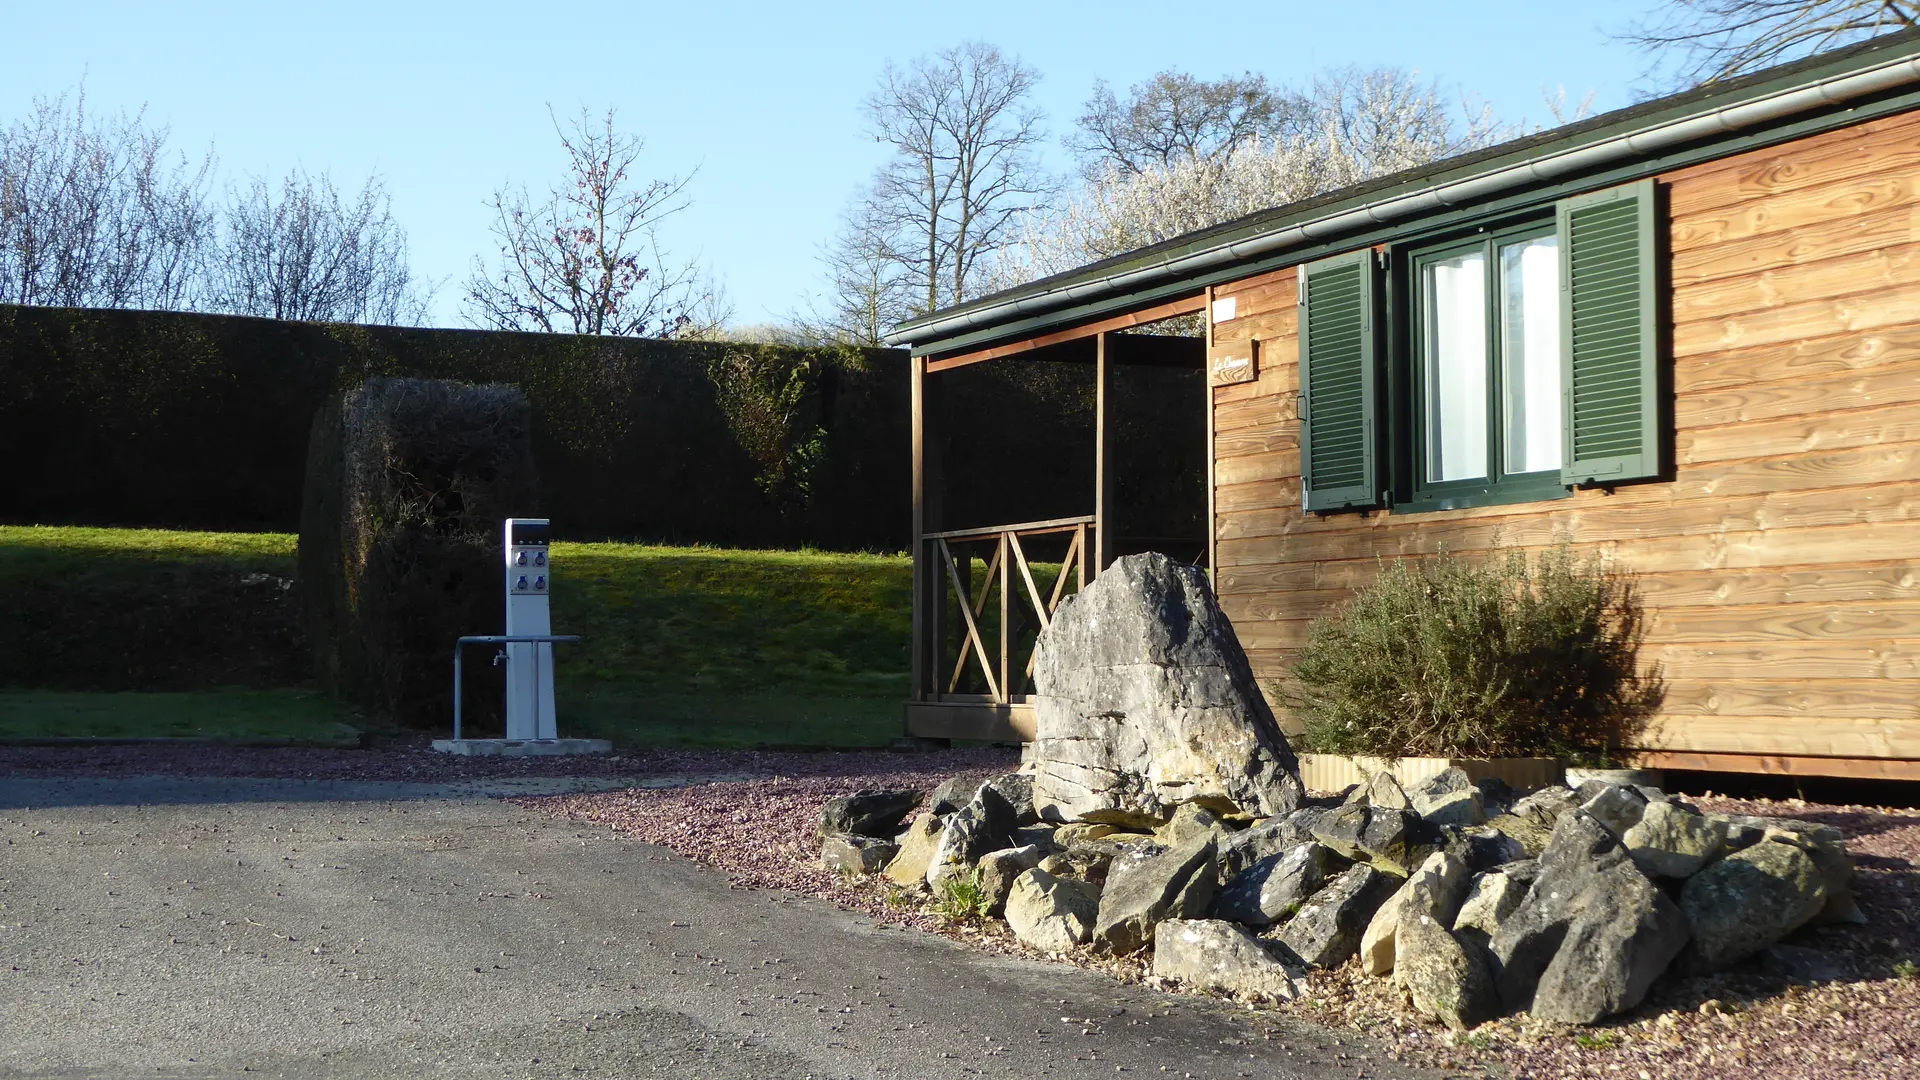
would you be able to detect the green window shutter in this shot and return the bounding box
[1298,250,1381,512]
[1559,178,1661,486]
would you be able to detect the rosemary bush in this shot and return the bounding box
[1287,543,1662,762]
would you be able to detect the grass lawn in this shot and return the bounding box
[0,526,913,748]
[0,688,362,744]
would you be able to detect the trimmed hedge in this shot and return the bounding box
[302,378,538,726]
[0,304,913,549]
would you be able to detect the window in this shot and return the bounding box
[1296,178,1661,515]
[1409,225,1565,507]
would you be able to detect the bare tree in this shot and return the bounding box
[0,87,214,310]
[1068,70,1302,178]
[1622,0,1919,87]
[464,107,721,338]
[209,169,428,324]
[855,41,1053,317]
[802,193,913,346]
[989,67,1504,291]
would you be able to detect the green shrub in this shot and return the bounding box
[1285,542,1662,762]
[931,868,992,922]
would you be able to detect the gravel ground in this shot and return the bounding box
[11,742,1916,1078]
[519,766,1920,1080]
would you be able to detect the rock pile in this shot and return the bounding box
[823,767,1859,1030]
[814,554,1860,1031]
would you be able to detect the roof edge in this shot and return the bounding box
[888,36,1920,351]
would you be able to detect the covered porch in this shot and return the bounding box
[906,295,1214,743]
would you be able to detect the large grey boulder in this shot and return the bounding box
[1581,783,1651,838]
[1211,842,1349,928]
[1679,836,1828,971]
[926,785,1019,889]
[1409,768,1486,828]
[1275,863,1401,968]
[818,789,924,839]
[1093,838,1218,955]
[1438,824,1527,873]
[1155,803,1233,848]
[883,812,946,887]
[1395,914,1500,1031]
[1489,786,1581,857]
[978,844,1047,916]
[1153,919,1302,1002]
[1489,810,1690,1024]
[821,832,899,874]
[1359,850,1470,976]
[1005,868,1103,952]
[1029,553,1303,825]
[1622,800,1726,879]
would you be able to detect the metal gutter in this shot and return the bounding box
[887,49,1920,349]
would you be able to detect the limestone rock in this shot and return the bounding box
[821,832,899,874]
[1053,822,1125,847]
[883,812,945,887]
[1439,824,1527,873]
[1622,800,1726,879]
[1489,810,1690,1024]
[928,774,989,815]
[1475,777,1517,818]
[1013,824,1060,851]
[926,785,1018,889]
[1275,863,1401,969]
[1453,862,1539,938]
[1365,772,1411,811]
[1410,768,1486,828]
[1153,919,1302,1002]
[1093,838,1218,955]
[1493,787,1582,856]
[984,772,1040,826]
[1155,803,1232,848]
[1219,809,1324,880]
[1680,836,1827,972]
[819,789,924,839]
[1005,868,1102,952]
[1211,842,1350,928]
[1312,804,1427,874]
[1359,851,1469,976]
[1396,914,1501,1030]
[1580,783,1650,838]
[978,844,1047,916]
[1029,553,1304,825]
[1039,849,1112,886]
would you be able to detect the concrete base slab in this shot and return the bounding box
[430,738,612,757]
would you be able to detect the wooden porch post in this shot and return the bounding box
[1094,331,1113,573]
[911,353,943,703]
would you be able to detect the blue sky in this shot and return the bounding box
[4,1,1660,328]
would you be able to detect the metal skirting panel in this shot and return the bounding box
[905,701,1036,743]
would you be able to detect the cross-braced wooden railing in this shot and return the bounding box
[919,515,1095,705]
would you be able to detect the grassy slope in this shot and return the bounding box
[0,526,911,747]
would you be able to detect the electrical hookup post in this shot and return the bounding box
[431,518,610,756]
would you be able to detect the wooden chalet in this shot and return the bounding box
[887,34,1920,782]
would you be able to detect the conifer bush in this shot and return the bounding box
[1286,543,1662,762]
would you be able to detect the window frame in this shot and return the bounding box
[1396,218,1572,514]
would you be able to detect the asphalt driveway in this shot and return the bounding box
[0,776,1428,1079]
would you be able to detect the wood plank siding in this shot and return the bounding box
[1207,110,1920,773]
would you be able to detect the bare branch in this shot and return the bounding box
[1617,0,1920,88]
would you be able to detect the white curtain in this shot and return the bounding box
[1425,252,1488,483]
[1501,235,1562,474]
